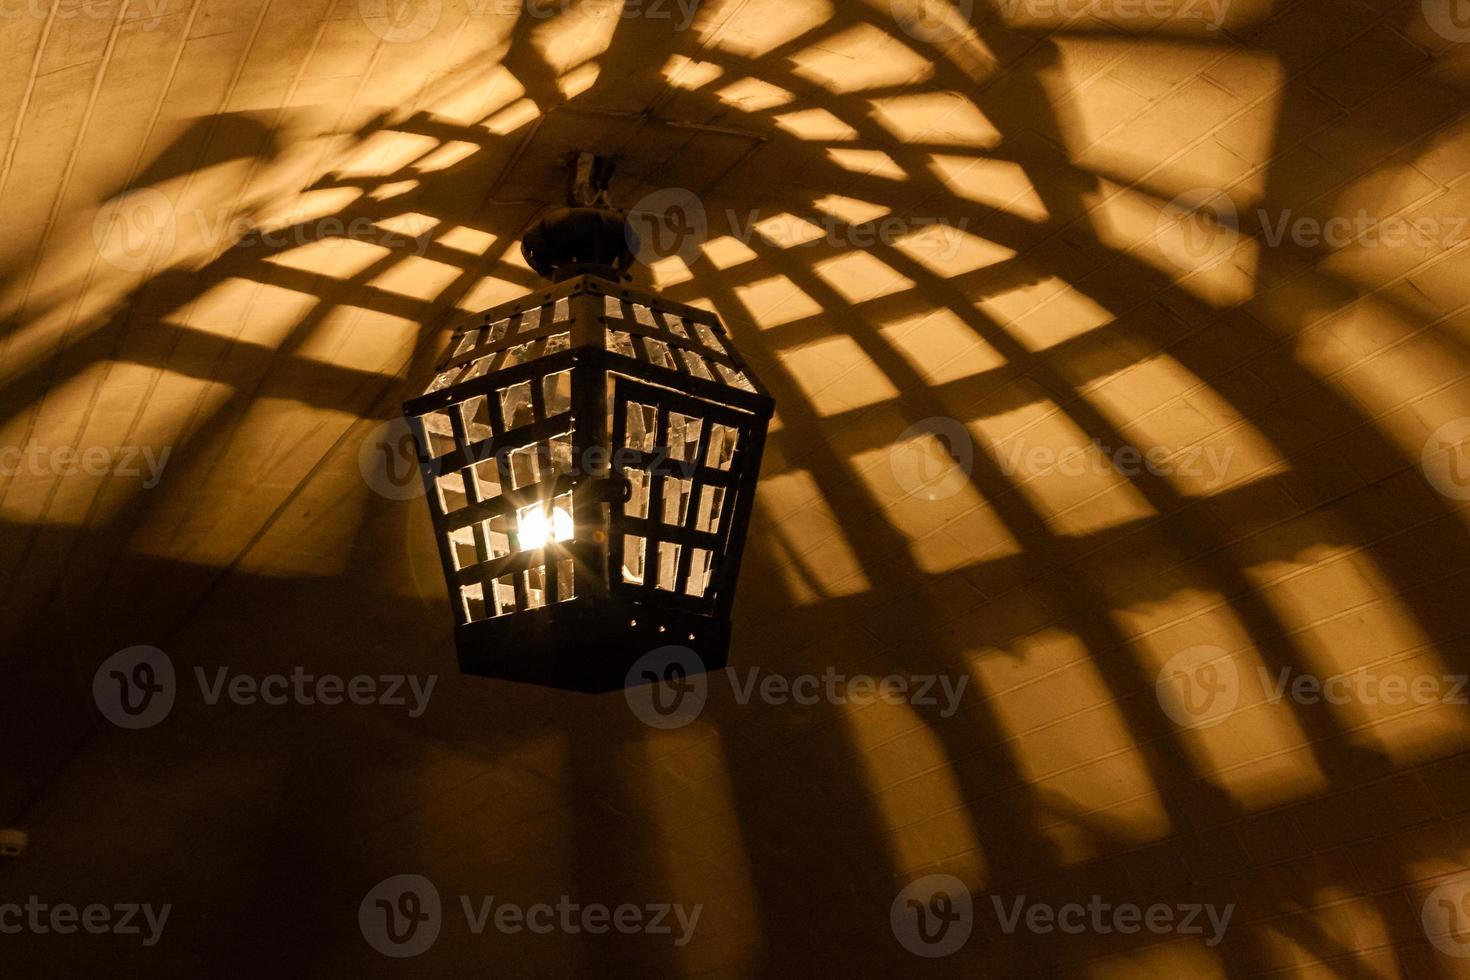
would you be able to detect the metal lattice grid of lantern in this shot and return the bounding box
[403,251,773,692]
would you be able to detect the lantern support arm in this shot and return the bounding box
[568,152,615,207]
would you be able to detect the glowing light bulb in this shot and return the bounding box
[518,504,573,550]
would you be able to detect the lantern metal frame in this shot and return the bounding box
[403,270,773,692]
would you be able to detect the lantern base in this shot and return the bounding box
[452,602,731,694]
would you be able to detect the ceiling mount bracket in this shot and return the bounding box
[522,152,635,283]
[568,151,616,208]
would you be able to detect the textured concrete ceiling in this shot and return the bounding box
[4,0,1470,974]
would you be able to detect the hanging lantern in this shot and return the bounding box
[402,157,773,692]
